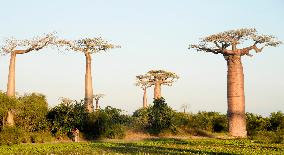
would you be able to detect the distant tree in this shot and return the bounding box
[181,104,190,113]
[56,38,120,112]
[0,33,56,126]
[189,28,282,137]
[144,70,179,99]
[135,74,152,108]
[93,94,104,110]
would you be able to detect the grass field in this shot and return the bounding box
[0,138,283,155]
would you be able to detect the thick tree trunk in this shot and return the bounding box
[5,110,15,126]
[6,53,16,126]
[7,53,16,97]
[226,55,247,138]
[84,53,94,112]
[154,81,161,99]
[143,87,148,108]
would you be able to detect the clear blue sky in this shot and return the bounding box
[0,0,283,115]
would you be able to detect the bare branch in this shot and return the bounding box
[190,44,222,54]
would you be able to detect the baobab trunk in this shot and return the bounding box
[143,87,148,108]
[84,53,94,112]
[5,52,16,126]
[226,55,247,138]
[5,110,15,126]
[7,53,16,97]
[154,81,161,99]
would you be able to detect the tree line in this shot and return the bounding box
[0,28,282,139]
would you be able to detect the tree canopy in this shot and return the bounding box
[135,74,153,89]
[146,70,179,86]
[189,28,282,57]
[1,33,57,55]
[56,37,120,54]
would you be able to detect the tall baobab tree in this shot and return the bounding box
[1,33,56,97]
[146,70,179,99]
[56,38,119,112]
[93,94,104,110]
[1,33,56,126]
[189,28,282,137]
[136,74,152,108]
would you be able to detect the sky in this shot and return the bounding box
[0,0,283,116]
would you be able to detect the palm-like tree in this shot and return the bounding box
[56,38,119,112]
[189,28,282,137]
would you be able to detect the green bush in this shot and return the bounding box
[190,111,227,133]
[147,98,176,134]
[132,107,150,131]
[246,113,270,135]
[87,106,129,139]
[16,93,49,132]
[0,127,23,145]
[47,99,88,138]
[250,130,283,144]
[0,92,19,127]
[269,111,284,131]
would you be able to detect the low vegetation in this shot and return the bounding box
[0,139,283,154]
[0,92,283,154]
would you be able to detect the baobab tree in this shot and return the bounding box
[1,33,56,126]
[56,38,119,112]
[136,74,152,108]
[146,70,179,99]
[1,33,56,97]
[93,94,104,110]
[189,28,282,137]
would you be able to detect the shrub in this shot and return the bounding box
[87,106,129,139]
[16,93,49,132]
[246,113,270,135]
[147,98,176,134]
[250,130,283,144]
[269,111,284,131]
[132,107,150,131]
[0,127,23,145]
[0,92,19,127]
[47,99,88,138]
[190,111,227,133]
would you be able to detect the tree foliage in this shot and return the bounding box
[136,70,179,88]
[86,106,130,139]
[1,33,57,55]
[55,37,120,54]
[147,98,176,134]
[189,28,282,57]
[16,93,49,132]
[46,98,88,137]
[135,74,153,89]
